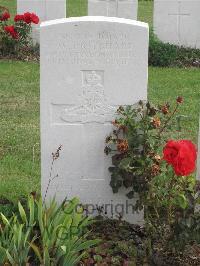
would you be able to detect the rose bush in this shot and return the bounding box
[0,6,39,56]
[105,97,199,252]
[4,25,18,39]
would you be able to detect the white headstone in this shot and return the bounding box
[40,17,148,223]
[17,0,66,43]
[88,0,138,20]
[154,0,200,49]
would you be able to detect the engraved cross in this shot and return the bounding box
[168,1,190,43]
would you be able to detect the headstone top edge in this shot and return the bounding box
[40,16,149,29]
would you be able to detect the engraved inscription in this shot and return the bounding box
[51,70,117,124]
[45,31,135,66]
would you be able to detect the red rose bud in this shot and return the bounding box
[163,140,197,176]
[161,105,169,115]
[0,11,10,21]
[176,96,184,104]
[4,25,19,39]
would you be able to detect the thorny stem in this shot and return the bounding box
[153,206,160,220]
[159,103,179,135]
[43,145,62,205]
[43,159,55,205]
[142,109,149,156]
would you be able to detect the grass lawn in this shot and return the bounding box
[0,61,40,201]
[0,1,199,201]
[0,0,16,18]
[0,61,199,201]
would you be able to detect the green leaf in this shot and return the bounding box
[112,155,121,166]
[75,239,100,252]
[110,179,122,193]
[28,196,35,226]
[44,247,51,265]
[112,187,119,193]
[37,197,44,233]
[18,201,28,225]
[61,245,67,253]
[17,224,23,248]
[119,158,132,170]
[1,213,10,226]
[30,242,43,263]
[108,167,117,173]
[94,255,103,262]
[126,191,134,199]
[63,252,85,266]
[6,250,15,264]
[123,179,133,188]
[176,194,188,209]
[0,246,6,263]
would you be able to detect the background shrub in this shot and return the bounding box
[149,29,200,67]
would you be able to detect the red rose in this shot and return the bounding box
[0,11,10,21]
[23,12,32,23]
[4,25,19,39]
[30,13,39,24]
[163,140,180,165]
[23,12,39,24]
[163,140,197,176]
[173,140,197,176]
[14,14,25,22]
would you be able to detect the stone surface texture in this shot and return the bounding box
[154,0,200,48]
[88,0,138,20]
[40,17,148,223]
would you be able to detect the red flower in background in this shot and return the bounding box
[23,12,39,24]
[4,25,19,39]
[30,13,39,24]
[0,11,10,21]
[14,14,25,22]
[163,140,197,176]
[23,12,32,23]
